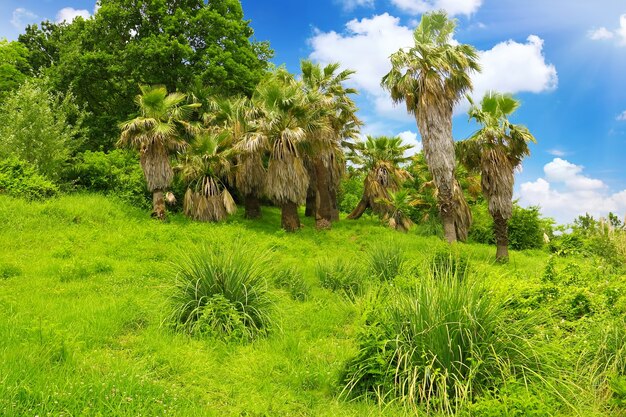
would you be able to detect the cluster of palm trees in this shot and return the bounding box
[118,10,535,261]
[118,61,360,232]
[344,11,535,261]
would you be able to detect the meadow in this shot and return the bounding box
[1,193,624,416]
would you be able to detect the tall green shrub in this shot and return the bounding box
[0,79,84,179]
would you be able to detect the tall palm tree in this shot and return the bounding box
[457,91,536,262]
[205,96,266,219]
[177,132,236,222]
[118,85,199,220]
[300,60,361,229]
[251,69,328,232]
[347,135,412,220]
[381,11,480,243]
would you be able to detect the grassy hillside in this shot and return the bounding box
[0,194,623,416]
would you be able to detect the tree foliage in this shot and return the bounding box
[19,0,273,151]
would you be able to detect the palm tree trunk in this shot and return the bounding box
[347,195,368,219]
[493,212,509,262]
[244,194,261,219]
[329,180,340,221]
[314,159,333,229]
[281,201,301,232]
[441,208,456,243]
[305,161,317,217]
[152,190,166,220]
[415,108,457,243]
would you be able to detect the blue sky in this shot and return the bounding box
[1,0,626,223]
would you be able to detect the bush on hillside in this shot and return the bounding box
[0,79,84,179]
[341,267,539,412]
[0,157,58,200]
[469,203,549,250]
[167,245,272,341]
[338,171,364,214]
[64,150,150,209]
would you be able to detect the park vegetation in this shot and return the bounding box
[1,2,625,416]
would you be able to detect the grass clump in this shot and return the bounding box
[431,248,470,281]
[367,240,406,281]
[274,266,310,301]
[316,259,364,300]
[167,245,272,341]
[341,269,539,413]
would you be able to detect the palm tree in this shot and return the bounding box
[347,136,412,220]
[381,11,480,243]
[301,60,361,229]
[118,85,199,220]
[177,132,236,222]
[252,69,328,232]
[457,91,536,262]
[205,96,266,219]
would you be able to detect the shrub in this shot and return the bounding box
[366,241,405,281]
[341,270,539,412]
[338,171,364,213]
[64,150,150,209]
[0,157,59,200]
[274,267,310,301]
[0,79,84,179]
[167,245,272,341]
[468,202,495,245]
[316,260,364,300]
[508,205,545,250]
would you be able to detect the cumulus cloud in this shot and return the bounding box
[397,130,423,155]
[391,0,482,16]
[309,14,557,120]
[518,158,626,224]
[617,111,626,121]
[10,8,38,29]
[469,35,558,106]
[588,14,626,46]
[309,14,415,122]
[588,27,614,40]
[56,7,91,23]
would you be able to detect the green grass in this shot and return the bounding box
[0,193,623,416]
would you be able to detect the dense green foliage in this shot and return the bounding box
[0,79,84,178]
[63,150,150,208]
[0,158,59,200]
[0,40,31,97]
[18,0,272,150]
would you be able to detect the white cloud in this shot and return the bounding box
[309,14,415,122]
[518,158,626,224]
[309,15,557,121]
[468,35,558,108]
[10,8,38,29]
[337,0,375,11]
[547,149,566,157]
[56,7,91,23]
[617,111,626,121]
[94,1,102,14]
[391,0,482,16]
[588,14,626,46]
[588,27,614,40]
[397,130,423,155]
